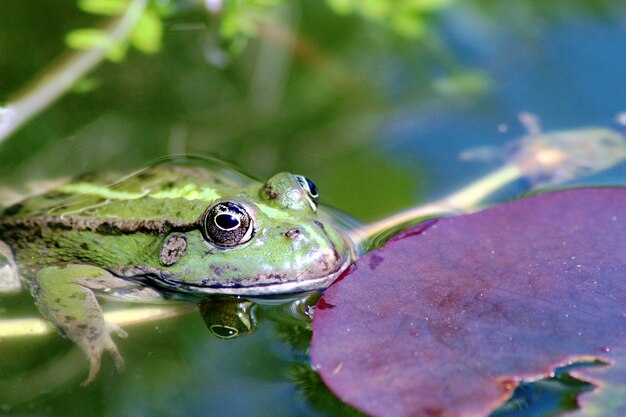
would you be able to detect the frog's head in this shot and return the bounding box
[153,173,351,296]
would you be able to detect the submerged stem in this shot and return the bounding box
[0,305,192,338]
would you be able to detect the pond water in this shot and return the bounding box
[1,1,626,416]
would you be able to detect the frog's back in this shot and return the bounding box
[0,163,259,275]
[0,164,255,224]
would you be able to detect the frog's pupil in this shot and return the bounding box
[305,178,319,199]
[295,175,319,207]
[202,201,254,248]
[215,213,239,230]
[210,325,238,339]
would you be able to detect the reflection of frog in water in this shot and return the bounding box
[199,293,319,340]
[200,299,258,339]
[0,162,351,384]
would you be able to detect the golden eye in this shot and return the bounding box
[202,201,254,247]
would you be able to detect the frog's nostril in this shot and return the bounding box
[285,228,301,239]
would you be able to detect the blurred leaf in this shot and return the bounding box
[70,77,102,94]
[130,9,163,54]
[359,0,391,20]
[411,0,457,12]
[220,0,281,38]
[323,0,455,37]
[433,70,491,97]
[106,41,129,62]
[65,28,112,50]
[78,0,129,16]
[391,11,426,37]
[325,0,354,14]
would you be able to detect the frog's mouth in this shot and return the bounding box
[124,255,352,297]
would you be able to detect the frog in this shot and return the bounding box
[0,162,351,385]
[199,298,257,339]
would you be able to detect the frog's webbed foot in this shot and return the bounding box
[81,323,128,387]
[33,265,132,385]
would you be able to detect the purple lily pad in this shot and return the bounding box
[311,188,626,417]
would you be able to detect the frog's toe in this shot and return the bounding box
[80,326,126,387]
[82,353,103,387]
[109,322,128,339]
[105,324,126,373]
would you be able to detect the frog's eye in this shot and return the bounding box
[209,325,240,339]
[202,201,254,248]
[295,175,319,210]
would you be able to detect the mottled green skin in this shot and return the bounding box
[0,165,350,293]
[0,164,350,384]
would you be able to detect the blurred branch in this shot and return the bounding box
[0,0,148,146]
[257,21,363,94]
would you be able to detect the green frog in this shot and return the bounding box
[199,298,258,339]
[0,162,351,385]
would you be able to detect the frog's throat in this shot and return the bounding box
[118,256,352,296]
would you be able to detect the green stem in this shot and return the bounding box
[348,126,626,247]
[0,0,148,145]
[348,164,523,247]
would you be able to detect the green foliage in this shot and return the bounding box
[325,0,456,37]
[65,28,112,50]
[66,0,163,61]
[433,70,492,99]
[220,0,281,39]
[70,77,102,94]
[130,10,162,54]
[216,0,275,53]
[214,0,456,46]
[78,0,129,15]
[64,0,459,63]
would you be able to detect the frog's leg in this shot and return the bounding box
[0,241,20,293]
[33,264,130,386]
